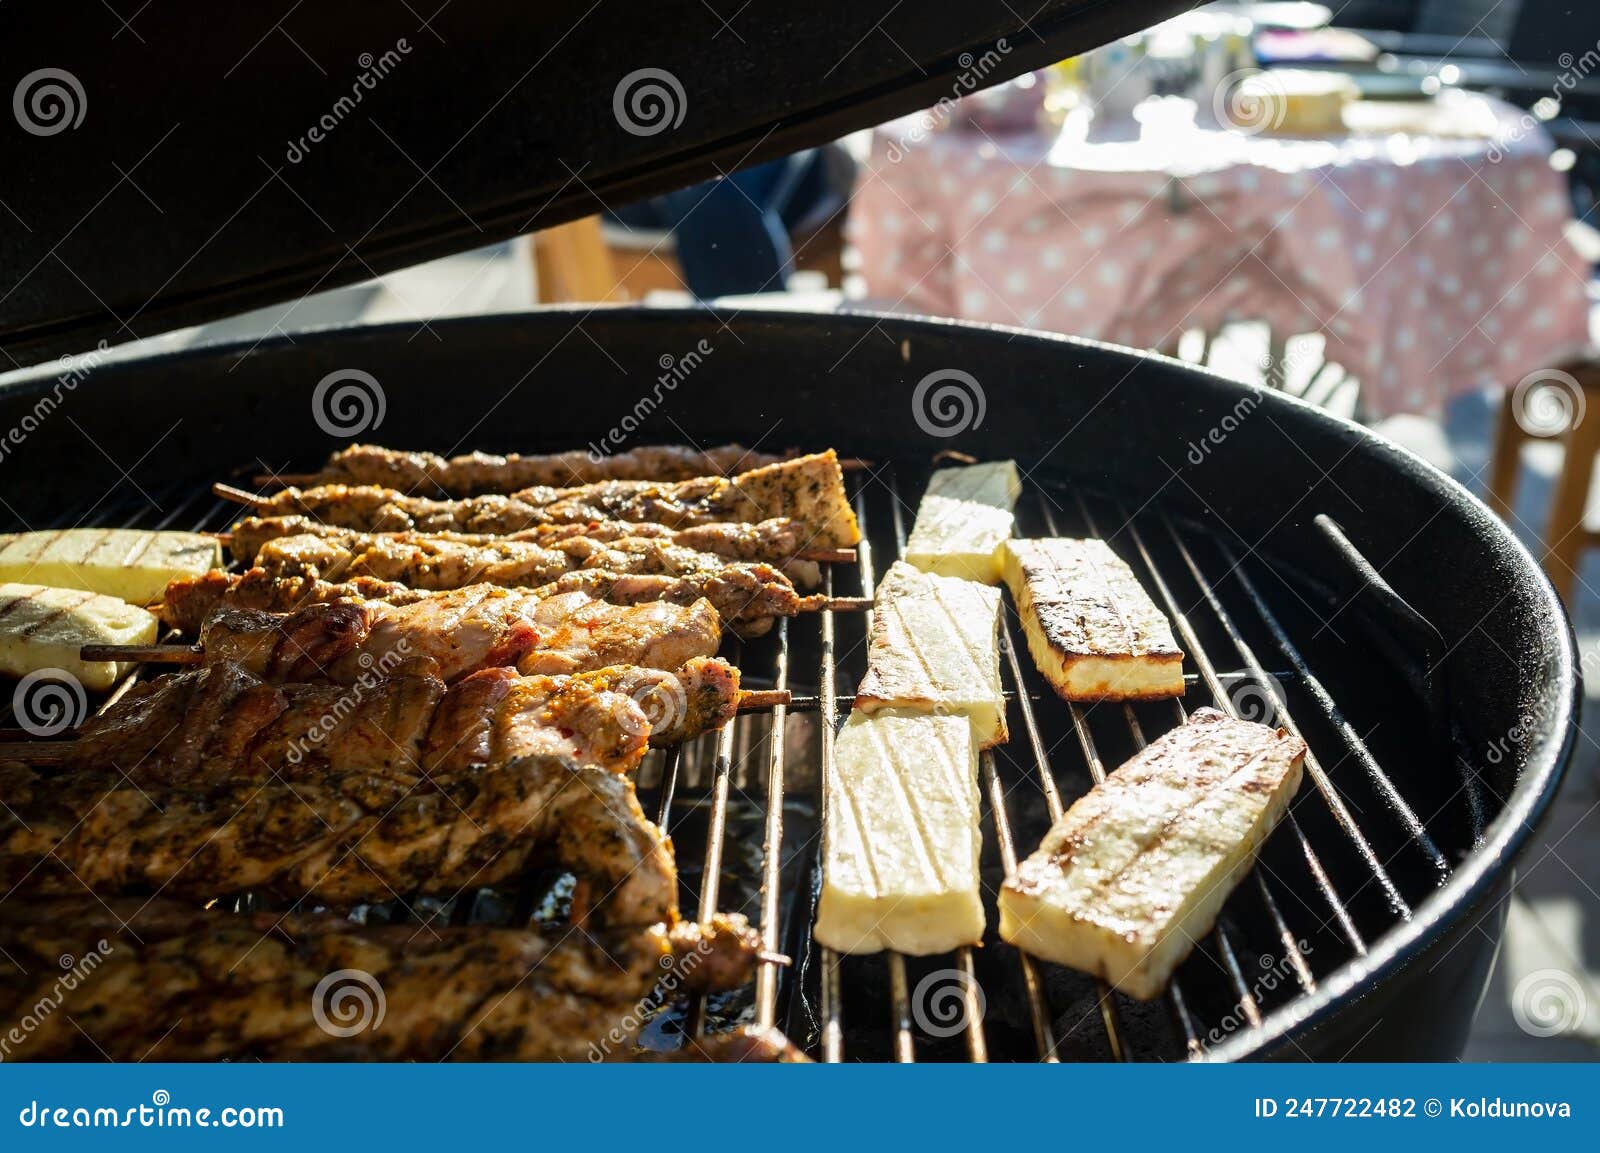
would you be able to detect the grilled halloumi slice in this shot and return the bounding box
[0,529,221,605]
[0,582,159,690]
[854,561,1006,747]
[904,461,1021,584]
[999,708,1305,999]
[813,709,985,955]
[1002,537,1184,700]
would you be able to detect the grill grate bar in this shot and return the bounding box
[1212,540,1450,879]
[754,619,790,1030]
[817,563,845,1063]
[1112,509,1370,952]
[685,676,740,1040]
[1157,517,1415,919]
[993,625,1074,1060]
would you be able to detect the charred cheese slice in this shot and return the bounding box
[813,709,985,955]
[999,708,1304,999]
[854,561,1006,747]
[0,582,159,690]
[904,461,1021,584]
[0,529,222,605]
[1002,537,1184,700]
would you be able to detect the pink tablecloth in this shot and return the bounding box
[851,92,1591,418]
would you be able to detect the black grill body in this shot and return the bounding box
[0,309,1575,1060]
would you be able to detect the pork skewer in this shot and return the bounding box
[227,527,825,634]
[257,441,794,495]
[0,897,792,1062]
[151,567,866,639]
[1,661,690,914]
[216,449,862,549]
[224,514,846,584]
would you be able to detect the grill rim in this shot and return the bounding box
[0,307,1578,1060]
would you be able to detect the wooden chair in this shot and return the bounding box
[1485,357,1600,607]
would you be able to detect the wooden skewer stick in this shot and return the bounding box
[81,643,203,665]
[0,687,795,766]
[0,742,68,765]
[214,482,266,508]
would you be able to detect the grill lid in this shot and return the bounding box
[0,0,1199,367]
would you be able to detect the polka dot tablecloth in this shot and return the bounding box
[851,92,1591,418]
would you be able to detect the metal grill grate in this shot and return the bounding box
[0,462,1468,1061]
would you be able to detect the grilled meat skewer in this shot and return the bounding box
[164,564,811,641]
[70,653,738,767]
[183,583,723,688]
[0,897,780,1062]
[221,450,861,549]
[274,441,790,496]
[237,529,818,635]
[228,514,827,587]
[1,661,702,915]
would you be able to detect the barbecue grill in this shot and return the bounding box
[0,1,1578,1062]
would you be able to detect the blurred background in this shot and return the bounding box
[24,0,1596,1059]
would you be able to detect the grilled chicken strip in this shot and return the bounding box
[0,898,775,1062]
[245,451,861,548]
[1,661,710,913]
[298,441,789,496]
[192,583,722,686]
[235,529,817,636]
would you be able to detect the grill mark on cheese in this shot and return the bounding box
[828,749,885,901]
[1050,741,1285,914]
[864,714,949,892]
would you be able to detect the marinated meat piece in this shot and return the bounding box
[302,442,789,495]
[177,582,723,682]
